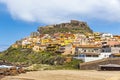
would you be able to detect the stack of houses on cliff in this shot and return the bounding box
[12,32,120,62]
[11,20,120,62]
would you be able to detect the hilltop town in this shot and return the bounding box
[10,20,120,63]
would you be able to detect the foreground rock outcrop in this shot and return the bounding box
[0,65,25,77]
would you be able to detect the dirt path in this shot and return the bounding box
[1,70,120,80]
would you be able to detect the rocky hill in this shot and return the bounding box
[37,20,93,34]
[0,20,92,70]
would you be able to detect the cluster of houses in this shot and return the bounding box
[12,32,120,62]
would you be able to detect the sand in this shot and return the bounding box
[1,70,120,80]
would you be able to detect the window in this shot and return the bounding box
[84,50,86,52]
[92,50,94,52]
[102,50,104,52]
[93,55,98,57]
[86,55,91,57]
[79,54,85,57]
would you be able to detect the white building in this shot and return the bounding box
[74,45,102,62]
[101,33,113,40]
[74,44,120,62]
[22,40,31,45]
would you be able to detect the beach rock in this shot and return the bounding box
[0,65,25,76]
[18,67,26,73]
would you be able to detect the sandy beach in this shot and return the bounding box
[1,70,120,80]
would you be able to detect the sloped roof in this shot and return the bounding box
[80,52,100,56]
[99,64,120,67]
[78,45,101,48]
[107,41,120,46]
[111,53,120,56]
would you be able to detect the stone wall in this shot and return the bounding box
[37,20,93,34]
[80,58,120,70]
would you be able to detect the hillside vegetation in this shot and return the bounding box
[0,47,82,69]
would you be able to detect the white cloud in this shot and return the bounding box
[0,0,120,24]
[0,45,9,52]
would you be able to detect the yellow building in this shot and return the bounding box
[32,45,41,52]
[12,44,19,48]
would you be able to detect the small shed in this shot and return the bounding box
[99,64,120,71]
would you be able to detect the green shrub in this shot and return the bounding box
[0,47,83,70]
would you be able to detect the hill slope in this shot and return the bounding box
[0,20,92,69]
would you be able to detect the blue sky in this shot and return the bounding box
[0,0,120,51]
[0,3,41,51]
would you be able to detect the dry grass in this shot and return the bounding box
[2,70,120,80]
